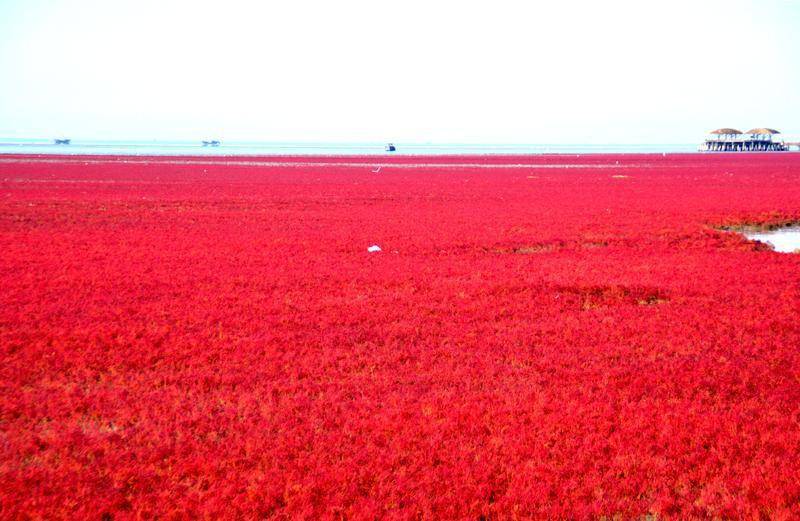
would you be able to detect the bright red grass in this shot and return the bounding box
[2,153,800,519]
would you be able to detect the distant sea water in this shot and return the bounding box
[0,139,698,156]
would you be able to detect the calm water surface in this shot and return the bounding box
[746,227,800,253]
[0,139,697,156]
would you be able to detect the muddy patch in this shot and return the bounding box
[488,239,614,255]
[554,284,668,310]
[490,243,560,255]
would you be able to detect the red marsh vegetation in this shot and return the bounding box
[1,153,800,518]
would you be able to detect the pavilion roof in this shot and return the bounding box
[710,128,743,135]
[745,128,780,135]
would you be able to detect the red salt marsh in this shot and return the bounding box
[1,153,800,518]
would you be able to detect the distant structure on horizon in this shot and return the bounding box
[53,138,71,145]
[202,140,221,147]
[701,128,788,152]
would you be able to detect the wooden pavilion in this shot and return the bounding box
[743,128,786,151]
[701,127,787,151]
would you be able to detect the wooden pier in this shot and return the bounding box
[701,128,788,152]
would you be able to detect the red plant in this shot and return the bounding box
[1,153,800,519]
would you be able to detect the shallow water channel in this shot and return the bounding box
[745,227,800,253]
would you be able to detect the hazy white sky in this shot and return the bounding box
[1,0,798,143]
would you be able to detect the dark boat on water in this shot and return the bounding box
[54,139,71,145]
[385,143,396,152]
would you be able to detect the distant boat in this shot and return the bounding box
[202,140,221,147]
[385,143,396,152]
[54,139,71,145]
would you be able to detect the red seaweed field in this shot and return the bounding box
[2,153,800,518]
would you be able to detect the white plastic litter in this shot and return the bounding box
[367,245,382,253]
